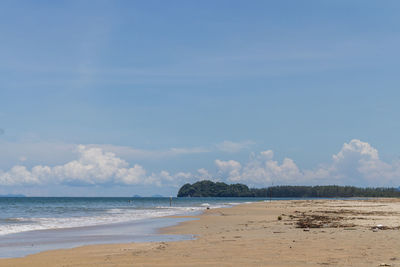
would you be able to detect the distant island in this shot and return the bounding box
[177,180,400,198]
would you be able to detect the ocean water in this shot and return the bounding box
[0,197,260,236]
[0,197,264,258]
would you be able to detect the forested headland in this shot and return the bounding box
[177,180,400,198]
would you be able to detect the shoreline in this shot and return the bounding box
[0,212,200,259]
[0,197,257,258]
[0,198,399,266]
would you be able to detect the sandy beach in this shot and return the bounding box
[0,198,399,267]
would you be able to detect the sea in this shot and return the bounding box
[0,197,267,258]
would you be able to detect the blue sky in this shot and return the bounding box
[1,1,400,196]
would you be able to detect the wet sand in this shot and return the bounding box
[0,198,399,266]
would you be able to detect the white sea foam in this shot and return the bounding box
[0,206,204,236]
[0,197,252,236]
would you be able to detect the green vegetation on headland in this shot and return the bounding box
[177,180,400,198]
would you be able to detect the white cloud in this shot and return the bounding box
[0,145,194,187]
[0,141,210,170]
[115,164,147,185]
[144,170,193,187]
[216,152,301,185]
[52,145,130,185]
[216,140,255,153]
[216,139,400,187]
[319,139,399,185]
[197,168,212,180]
[0,166,41,185]
[215,159,242,182]
[1,139,399,188]
[260,150,274,160]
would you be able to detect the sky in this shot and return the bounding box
[1,0,400,196]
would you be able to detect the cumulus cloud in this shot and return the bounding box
[0,141,210,171]
[1,139,399,188]
[0,145,194,187]
[0,166,41,185]
[215,159,242,181]
[216,152,301,185]
[216,139,400,187]
[316,139,399,185]
[197,168,212,180]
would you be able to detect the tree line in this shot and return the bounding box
[177,180,400,198]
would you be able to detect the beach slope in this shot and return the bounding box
[0,199,399,267]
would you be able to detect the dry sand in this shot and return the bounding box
[1,198,399,267]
